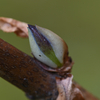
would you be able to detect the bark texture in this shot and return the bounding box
[0,38,58,100]
[0,39,99,100]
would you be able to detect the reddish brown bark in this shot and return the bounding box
[0,38,99,100]
[0,38,58,100]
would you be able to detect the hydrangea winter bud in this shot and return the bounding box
[28,24,68,68]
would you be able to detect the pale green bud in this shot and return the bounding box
[28,24,68,68]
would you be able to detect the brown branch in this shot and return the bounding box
[0,38,98,100]
[0,38,58,100]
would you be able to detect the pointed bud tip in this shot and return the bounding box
[28,24,36,29]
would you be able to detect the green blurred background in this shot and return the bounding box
[0,0,100,99]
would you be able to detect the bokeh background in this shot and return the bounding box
[0,0,100,100]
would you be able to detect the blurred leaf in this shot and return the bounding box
[0,17,28,38]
